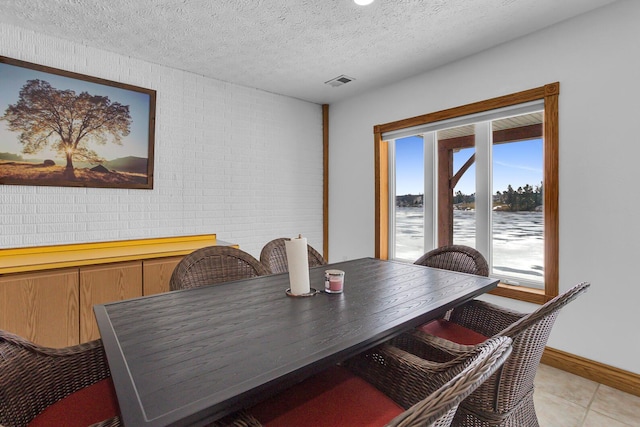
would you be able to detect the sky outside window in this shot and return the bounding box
[396,136,542,196]
[395,135,424,196]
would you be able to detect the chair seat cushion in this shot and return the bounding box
[250,365,404,427]
[29,378,119,427]
[419,319,488,345]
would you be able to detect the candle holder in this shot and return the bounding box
[324,270,345,293]
[286,288,319,297]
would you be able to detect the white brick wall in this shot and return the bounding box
[0,24,324,258]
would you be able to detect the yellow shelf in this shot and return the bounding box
[0,234,229,275]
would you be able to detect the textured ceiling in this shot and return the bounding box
[0,0,619,104]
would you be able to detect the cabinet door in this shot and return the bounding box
[0,269,79,348]
[143,256,183,296]
[80,261,142,343]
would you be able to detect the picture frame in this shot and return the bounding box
[0,56,156,189]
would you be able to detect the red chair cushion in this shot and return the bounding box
[250,365,404,427]
[418,319,488,345]
[29,378,119,427]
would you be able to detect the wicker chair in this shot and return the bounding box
[243,336,512,427]
[414,245,489,277]
[259,237,327,274]
[170,246,269,291]
[392,281,590,427]
[0,329,121,427]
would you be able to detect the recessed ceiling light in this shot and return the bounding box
[354,0,375,5]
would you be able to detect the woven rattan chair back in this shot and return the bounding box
[259,238,327,274]
[388,336,513,427]
[342,336,512,427]
[391,282,589,426]
[449,281,590,426]
[0,329,120,427]
[414,245,489,277]
[170,246,269,291]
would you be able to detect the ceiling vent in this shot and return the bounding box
[325,75,355,87]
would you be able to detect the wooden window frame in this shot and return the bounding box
[374,83,559,304]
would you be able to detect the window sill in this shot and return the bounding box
[490,282,552,304]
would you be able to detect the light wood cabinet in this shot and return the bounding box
[0,269,79,347]
[0,234,231,348]
[143,256,183,296]
[80,262,143,343]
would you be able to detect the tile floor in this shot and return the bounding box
[534,364,640,426]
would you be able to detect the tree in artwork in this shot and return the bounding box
[1,79,131,178]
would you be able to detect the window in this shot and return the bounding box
[375,83,559,303]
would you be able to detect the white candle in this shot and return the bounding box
[285,235,311,295]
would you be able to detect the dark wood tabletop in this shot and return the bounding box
[94,257,499,427]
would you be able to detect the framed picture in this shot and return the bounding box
[0,56,156,189]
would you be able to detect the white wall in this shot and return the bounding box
[0,24,324,257]
[329,0,640,373]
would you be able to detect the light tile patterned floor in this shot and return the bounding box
[535,364,640,426]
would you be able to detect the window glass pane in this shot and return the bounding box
[453,146,476,248]
[492,113,544,287]
[391,108,546,287]
[438,125,476,249]
[394,135,424,261]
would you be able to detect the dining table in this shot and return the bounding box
[94,257,499,427]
